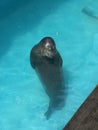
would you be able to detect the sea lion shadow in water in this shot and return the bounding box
[30,37,68,119]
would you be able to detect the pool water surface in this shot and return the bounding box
[0,0,98,130]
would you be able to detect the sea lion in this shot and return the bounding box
[30,37,65,119]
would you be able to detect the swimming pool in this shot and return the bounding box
[0,0,98,129]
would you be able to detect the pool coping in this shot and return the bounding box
[63,84,98,130]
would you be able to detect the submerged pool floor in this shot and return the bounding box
[0,0,98,130]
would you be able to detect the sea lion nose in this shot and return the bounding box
[48,47,52,51]
[47,45,54,51]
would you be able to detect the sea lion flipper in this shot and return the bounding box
[44,101,54,120]
[44,109,54,120]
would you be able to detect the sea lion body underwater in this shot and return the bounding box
[30,37,65,119]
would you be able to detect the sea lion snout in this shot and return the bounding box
[40,37,57,58]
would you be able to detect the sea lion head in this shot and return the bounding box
[39,37,57,58]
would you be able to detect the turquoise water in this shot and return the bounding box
[0,0,98,130]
